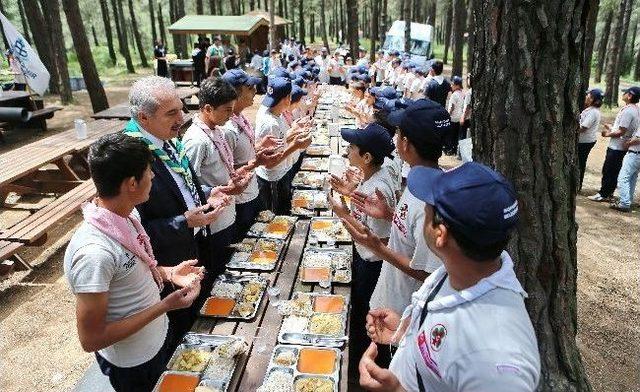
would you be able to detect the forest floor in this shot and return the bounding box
[0,68,638,392]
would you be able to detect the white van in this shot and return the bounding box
[383,20,433,64]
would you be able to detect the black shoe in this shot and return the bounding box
[609,202,631,212]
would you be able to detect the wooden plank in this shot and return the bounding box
[236,221,309,391]
[0,240,23,261]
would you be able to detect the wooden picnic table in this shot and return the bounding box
[92,87,199,120]
[0,90,33,104]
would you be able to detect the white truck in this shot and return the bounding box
[383,20,434,64]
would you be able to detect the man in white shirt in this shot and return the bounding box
[65,134,204,391]
[360,162,541,392]
[588,86,640,202]
[578,88,603,191]
[446,76,465,155]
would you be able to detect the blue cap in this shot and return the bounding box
[262,77,292,107]
[340,123,395,160]
[272,67,291,78]
[391,50,400,56]
[587,88,604,101]
[221,68,261,87]
[291,85,307,103]
[388,99,450,148]
[370,86,399,100]
[356,74,371,83]
[622,86,640,97]
[357,65,368,73]
[373,97,392,111]
[452,76,463,86]
[293,76,305,87]
[407,163,519,246]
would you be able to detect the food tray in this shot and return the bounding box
[292,190,329,217]
[311,133,330,146]
[200,274,268,320]
[227,237,284,271]
[247,215,298,240]
[292,171,327,190]
[309,218,352,243]
[301,157,329,172]
[306,144,333,156]
[155,334,247,392]
[277,292,349,348]
[259,345,342,392]
[300,247,351,284]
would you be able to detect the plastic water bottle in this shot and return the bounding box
[74,119,87,140]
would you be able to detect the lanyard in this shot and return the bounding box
[416,273,448,392]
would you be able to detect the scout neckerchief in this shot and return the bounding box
[192,115,235,175]
[82,201,164,290]
[230,112,256,147]
[282,110,294,127]
[123,119,202,206]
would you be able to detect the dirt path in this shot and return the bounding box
[0,79,638,391]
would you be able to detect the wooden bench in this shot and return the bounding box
[0,180,96,245]
[27,107,63,132]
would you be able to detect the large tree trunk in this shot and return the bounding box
[471,1,595,390]
[115,0,135,72]
[196,0,204,14]
[110,0,124,55]
[581,0,600,94]
[98,0,117,65]
[443,2,453,64]
[61,0,109,112]
[403,0,411,53]
[339,0,345,44]
[250,0,255,10]
[427,0,436,26]
[369,0,379,61]
[17,1,33,44]
[379,0,387,45]
[23,0,60,94]
[310,12,315,43]
[128,0,149,67]
[612,0,634,104]
[466,0,474,72]
[149,0,157,45]
[44,0,73,104]
[604,0,627,107]
[320,0,329,49]
[0,0,8,47]
[634,38,640,80]
[451,0,466,76]
[209,0,216,14]
[627,19,638,73]
[594,9,612,83]
[346,0,358,56]
[298,0,305,44]
[158,2,167,47]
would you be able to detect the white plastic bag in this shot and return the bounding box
[458,138,473,162]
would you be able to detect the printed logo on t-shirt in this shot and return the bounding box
[417,330,441,378]
[122,251,137,271]
[392,203,409,238]
[430,324,447,352]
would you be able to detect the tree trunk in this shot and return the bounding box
[581,0,600,93]
[339,0,345,44]
[115,0,135,72]
[110,0,124,55]
[298,0,305,44]
[613,0,634,104]
[380,0,387,46]
[472,1,596,390]
[451,0,466,76]
[403,0,411,53]
[310,12,315,43]
[128,0,149,67]
[23,0,60,94]
[196,0,204,14]
[209,0,216,14]
[634,38,640,80]
[91,25,100,46]
[149,0,157,45]
[250,0,255,10]
[0,0,8,48]
[346,0,358,56]
[61,0,109,112]
[466,0,474,69]
[594,9,612,83]
[427,0,436,26]
[158,3,167,47]
[443,2,453,63]
[176,0,187,57]
[369,0,379,61]
[44,0,73,104]
[627,18,638,69]
[604,0,627,107]
[98,0,117,65]
[269,0,275,49]
[333,0,340,43]
[17,1,33,44]
[320,0,329,49]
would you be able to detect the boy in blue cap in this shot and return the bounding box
[329,123,398,379]
[359,162,541,392]
[255,77,312,214]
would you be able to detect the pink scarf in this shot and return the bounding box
[82,201,163,289]
[194,115,235,174]
[231,113,255,147]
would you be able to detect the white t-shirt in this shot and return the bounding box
[578,107,602,144]
[352,168,397,261]
[369,187,442,315]
[222,119,260,204]
[382,152,403,192]
[409,77,425,99]
[255,105,290,181]
[629,127,640,152]
[182,122,235,233]
[403,73,416,96]
[389,252,541,392]
[609,104,640,151]
[462,88,472,120]
[447,90,465,123]
[64,223,168,368]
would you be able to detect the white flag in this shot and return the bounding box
[0,12,50,96]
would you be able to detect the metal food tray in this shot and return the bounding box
[301,157,329,172]
[291,190,329,217]
[292,171,327,190]
[309,217,352,243]
[306,144,333,156]
[199,274,268,320]
[300,247,352,284]
[155,334,244,392]
[227,238,284,271]
[247,216,297,240]
[277,292,350,348]
[261,345,342,392]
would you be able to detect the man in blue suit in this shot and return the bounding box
[123,76,232,348]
